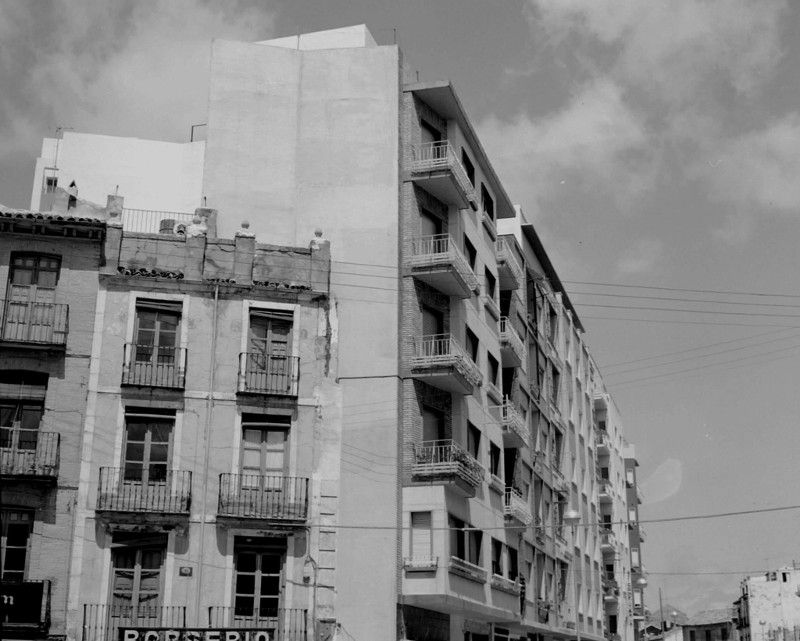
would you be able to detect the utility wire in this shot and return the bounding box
[569,291,800,309]
[562,280,800,299]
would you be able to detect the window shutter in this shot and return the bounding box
[410,512,432,557]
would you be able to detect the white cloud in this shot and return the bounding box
[615,238,663,276]
[700,112,800,212]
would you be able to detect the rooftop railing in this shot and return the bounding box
[120,208,196,235]
[0,429,60,478]
[0,299,68,346]
[218,474,309,522]
[96,468,192,513]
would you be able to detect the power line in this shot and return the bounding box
[583,315,800,329]
[569,290,800,309]
[562,280,800,299]
[578,303,800,319]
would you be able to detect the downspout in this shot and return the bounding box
[194,282,220,622]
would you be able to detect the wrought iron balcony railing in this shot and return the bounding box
[237,353,299,397]
[496,237,523,290]
[504,487,533,525]
[96,468,192,513]
[121,344,187,389]
[82,604,186,641]
[448,556,487,583]
[409,234,479,296]
[498,397,530,449]
[499,316,526,364]
[411,439,485,489]
[409,141,478,206]
[207,607,307,641]
[410,334,483,388]
[0,428,59,478]
[0,299,68,346]
[218,474,309,522]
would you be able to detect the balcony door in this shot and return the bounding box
[240,415,291,517]
[109,535,166,629]
[131,302,181,386]
[121,412,173,506]
[245,311,293,394]
[4,254,60,342]
[233,538,285,626]
[0,509,33,581]
[0,372,47,475]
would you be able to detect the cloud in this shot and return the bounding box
[0,0,276,202]
[479,79,650,210]
[615,238,663,276]
[526,0,787,103]
[640,458,683,504]
[700,112,800,212]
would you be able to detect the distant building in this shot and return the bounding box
[682,608,738,641]
[735,563,800,641]
[624,445,647,640]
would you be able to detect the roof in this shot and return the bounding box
[687,608,735,626]
[0,206,106,225]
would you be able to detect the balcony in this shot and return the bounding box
[600,529,618,552]
[638,525,647,541]
[237,353,299,397]
[218,474,309,525]
[491,574,521,595]
[0,299,68,349]
[636,485,645,504]
[411,440,484,498]
[120,208,195,234]
[0,429,59,480]
[409,234,479,298]
[409,334,483,395]
[0,580,50,636]
[82,604,186,641]
[121,344,187,389]
[598,478,613,503]
[96,468,192,515]
[596,430,611,454]
[408,141,478,209]
[207,607,307,641]
[495,238,523,291]
[448,556,487,583]
[504,487,533,525]
[499,317,525,367]
[497,399,529,449]
[403,556,439,572]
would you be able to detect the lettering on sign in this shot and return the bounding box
[120,629,274,641]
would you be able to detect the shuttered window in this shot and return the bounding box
[410,512,432,559]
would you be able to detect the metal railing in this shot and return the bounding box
[218,474,309,522]
[82,604,186,641]
[409,141,477,204]
[96,468,192,513]
[410,334,483,388]
[496,237,523,287]
[411,439,485,488]
[504,487,533,525]
[595,430,611,451]
[410,234,479,293]
[121,344,187,388]
[448,556,487,582]
[601,530,617,549]
[0,429,60,478]
[498,397,530,448]
[237,353,299,397]
[499,316,526,360]
[207,607,307,641]
[120,209,196,235]
[0,299,68,346]
[1,579,50,629]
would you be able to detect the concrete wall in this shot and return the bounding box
[202,37,402,640]
[31,133,204,213]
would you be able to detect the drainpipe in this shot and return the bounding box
[194,282,219,623]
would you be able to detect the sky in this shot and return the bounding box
[1,0,799,616]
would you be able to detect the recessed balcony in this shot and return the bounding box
[411,439,484,498]
[497,399,529,449]
[598,478,613,503]
[600,528,618,552]
[218,474,309,525]
[596,430,611,454]
[448,556,487,583]
[96,467,192,515]
[408,141,479,210]
[81,605,186,641]
[409,234,479,298]
[121,344,187,389]
[0,429,59,480]
[504,487,533,525]
[409,334,483,395]
[207,607,308,641]
[499,317,525,367]
[0,299,68,349]
[237,353,299,397]
[495,238,523,291]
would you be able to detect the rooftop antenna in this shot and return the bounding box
[53,125,73,169]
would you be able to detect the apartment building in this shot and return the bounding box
[734,563,800,641]
[26,24,643,641]
[624,446,647,641]
[1,197,106,640]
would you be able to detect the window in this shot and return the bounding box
[233,537,285,622]
[463,235,477,271]
[410,512,433,559]
[110,534,166,613]
[465,327,479,364]
[420,120,442,145]
[244,310,294,395]
[5,254,61,342]
[0,371,46,451]
[241,414,290,478]
[491,538,503,576]
[421,405,445,443]
[420,209,442,237]
[722,628,729,641]
[487,353,500,389]
[489,442,501,478]
[467,422,481,460]
[631,547,640,567]
[485,268,496,301]
[548,304,558,344]
[421,305,444,337]
[1,509,33,581]
[461,149,475,186]
[690,632,696,641]
[448,515,482,566]
[129,300,183,387]
[507,546,518,581]
[122,408,174,484]
[9,254,60,288]
[481,185,494,220]
[706,631,712,641]
[550,366,560,405]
